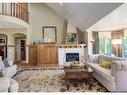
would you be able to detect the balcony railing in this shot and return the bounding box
[0,3,29,23]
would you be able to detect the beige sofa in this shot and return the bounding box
[87,54,127,92]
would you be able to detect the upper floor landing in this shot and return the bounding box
[0,3,29,23]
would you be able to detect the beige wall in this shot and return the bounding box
[29,3,67,44]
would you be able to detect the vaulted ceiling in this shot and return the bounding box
[46,3,122,32]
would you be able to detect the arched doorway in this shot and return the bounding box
[0,34,7,59]
[12,33,26,62]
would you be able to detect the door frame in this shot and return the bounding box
[14,37,26,62]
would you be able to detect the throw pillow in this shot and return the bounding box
[100,60,112,69]
[3,58,10,67]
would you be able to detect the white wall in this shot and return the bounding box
[87,4,127,32]
[29,3,67,44]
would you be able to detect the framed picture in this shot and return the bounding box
[66,33,77,44]
[42,26,57,43]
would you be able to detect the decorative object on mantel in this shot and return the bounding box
[66,33,77,44]
[42,26,57,44]
[33,38,44,45]
[57,44,86,48]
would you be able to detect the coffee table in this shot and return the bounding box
[64,65,93,90]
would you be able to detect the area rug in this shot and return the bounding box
[13,67,107,92]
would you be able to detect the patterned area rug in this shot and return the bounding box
[14,67,107,92]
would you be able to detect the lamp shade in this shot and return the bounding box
[112,39,122,45]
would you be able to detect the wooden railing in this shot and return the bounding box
[0,3,29,23]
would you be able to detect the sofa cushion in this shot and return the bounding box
[88,54,101,63]
[88,63,115,82]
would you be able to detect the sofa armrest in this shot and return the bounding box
[0,77,10,92]
[111,61,127,91]
[111,61,127,77]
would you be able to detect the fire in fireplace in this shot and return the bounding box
[66,53,79,62]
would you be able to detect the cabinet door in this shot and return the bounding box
[29,46,37,65]
[48,46,58,64]
[38,46,48,64]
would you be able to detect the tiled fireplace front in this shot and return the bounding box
[58,46,85,65]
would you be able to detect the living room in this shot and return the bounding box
[0,1,127,94]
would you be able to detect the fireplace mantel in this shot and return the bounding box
[56,44,86,48]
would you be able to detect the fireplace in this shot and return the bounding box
[66,53,79,62]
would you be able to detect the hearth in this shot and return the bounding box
[66,53,79,62]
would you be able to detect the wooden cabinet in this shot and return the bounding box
[48,46,58,64]
[29,45,37,65]
[38,45,58,65]
[38,45,48,64]
[29,45,58,65]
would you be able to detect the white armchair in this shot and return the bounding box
[111,61,127,91]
